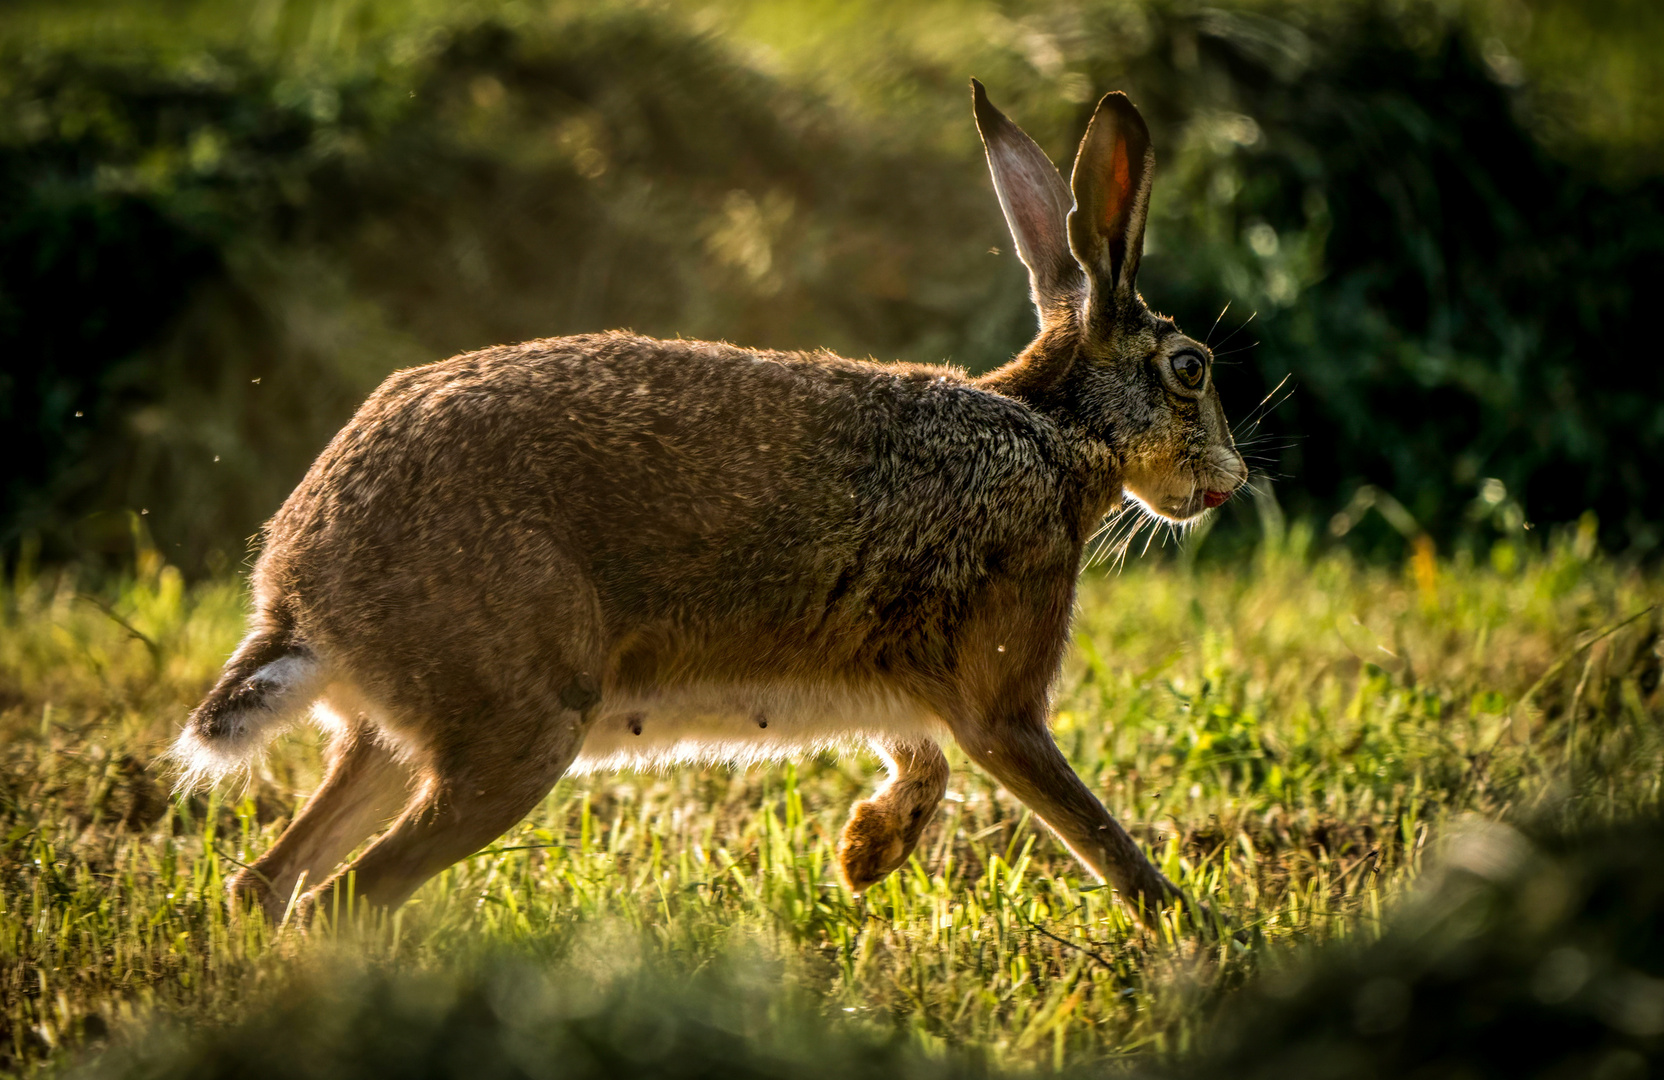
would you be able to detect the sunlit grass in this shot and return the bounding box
[2,522,1660,1074]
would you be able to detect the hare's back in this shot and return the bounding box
[259,332,1072,651]
[280,331,1056,533]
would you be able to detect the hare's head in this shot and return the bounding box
[973,81,1247,523]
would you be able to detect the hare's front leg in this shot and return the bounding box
[952,708,1178,924]
[836,739,949,892]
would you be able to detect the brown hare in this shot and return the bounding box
[176,81,1247,926]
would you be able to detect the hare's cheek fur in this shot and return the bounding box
[1117,395,1245,522]
[1079,321,1247,522]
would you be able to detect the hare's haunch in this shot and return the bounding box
[176,82,1247,926]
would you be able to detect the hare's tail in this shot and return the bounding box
[172,619,323,789]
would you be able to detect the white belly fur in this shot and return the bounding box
[570,681,943,774]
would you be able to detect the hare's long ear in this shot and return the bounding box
[1067,91,1154,335]
[972,80,1086,326]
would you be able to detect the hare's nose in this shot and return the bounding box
[1212,446,1249,489]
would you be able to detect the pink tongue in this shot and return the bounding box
[1203,490,1229,509]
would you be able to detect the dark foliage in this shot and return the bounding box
[0,187,218,545]
[1130,8,1664,552]
[0,10,990,568]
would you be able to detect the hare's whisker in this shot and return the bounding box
[1212,310,1257,352]
[1231,373,1294,442]
[1105,507,1154,573]
[1087,504,1139,567]
[1095,506,1147,569]
[1204,300,1231,348]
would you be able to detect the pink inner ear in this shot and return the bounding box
[1102,137,1130,229]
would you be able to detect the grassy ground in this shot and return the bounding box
[2,518,1660,1076]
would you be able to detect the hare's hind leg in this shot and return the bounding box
[288,545,606,919]
[837,739,949,892]
[303,694,592,916]
[230,719,412,922]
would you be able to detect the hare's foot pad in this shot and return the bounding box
[836,800,910,893]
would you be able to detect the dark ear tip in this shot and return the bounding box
[1091,90,1135,116]
[1091,90,1149,131]
[970,79,1004,130]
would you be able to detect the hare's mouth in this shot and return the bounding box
[1124,453,1248,522]
[1140,487,1236,523]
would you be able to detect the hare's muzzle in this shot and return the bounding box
[1203,490,1231,509]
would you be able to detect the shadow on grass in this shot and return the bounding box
[1169,811,1664,1080]
[74,950,987,1080]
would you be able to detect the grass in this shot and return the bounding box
[1,516,1661,1076]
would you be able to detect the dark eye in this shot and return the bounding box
[1171,352,1205,389]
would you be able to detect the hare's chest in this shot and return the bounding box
[569,681,940,774]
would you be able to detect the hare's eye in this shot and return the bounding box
[1171,352,1205,389]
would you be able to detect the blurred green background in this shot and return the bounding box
[4,0,1662,573]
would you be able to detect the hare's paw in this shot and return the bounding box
[836,800,910,893]
[284,885,343,932]
[227,867,289,925]
[227,869,323,930]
